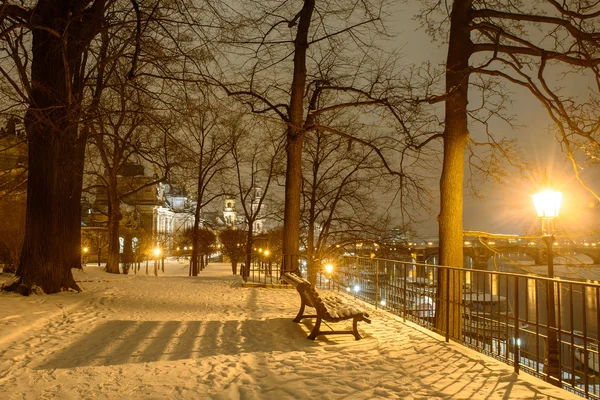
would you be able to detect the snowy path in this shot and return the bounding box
[0,261,578,399]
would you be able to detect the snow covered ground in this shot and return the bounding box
[0,260,579,399]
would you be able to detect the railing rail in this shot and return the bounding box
[330,256,600,399]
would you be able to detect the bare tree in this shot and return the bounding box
[230,117,285,281]
[0,0,108,294]
[219,228,247,274]
[170,97,232,276]
[0,0,220,292]
[81,228,109,266]
[302,126,393,283]
[87,78,171,273]
[210,0,430,275]
[414,0,600,341]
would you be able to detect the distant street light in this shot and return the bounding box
[82,246,89,265]
[532,186,562,387]
[324,263,334,289]
[153,247,161,276]
[324,264,333,274]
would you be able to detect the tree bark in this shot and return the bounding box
[436,0,473,337]
[306,217,316,285]
[105,187,121,274]
[243,228,254,281]
[4,0,105,295]
[281,0,315,274]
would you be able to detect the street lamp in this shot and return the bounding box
[532,187,562,387]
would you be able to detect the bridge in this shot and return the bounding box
[383,234,600,269]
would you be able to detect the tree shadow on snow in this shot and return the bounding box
[35,317,322,369]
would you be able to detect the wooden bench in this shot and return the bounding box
[282,272,371,340]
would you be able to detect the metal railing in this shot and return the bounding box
[244,257,283,285]
[244,254,600,398]
[327,256,600,399]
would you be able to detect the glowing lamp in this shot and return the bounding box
[153,247,161,257]
[264,250,270,256]
[324,264,333,274]
[82,247,89,254]
[532,189,562,235]
[532,189,562,219]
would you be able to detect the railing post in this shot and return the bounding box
[445,268,450,343]
[402,262,407,322]
[514,275,520,375]
[375,260,379,309]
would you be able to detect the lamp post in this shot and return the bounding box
[532,188,562,387]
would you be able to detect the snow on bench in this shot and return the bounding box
[282,272,371,340]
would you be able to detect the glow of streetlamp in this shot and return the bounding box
[82,247,89,254]
[153,247,161,257]
[532,189,562,219]
[532,188,562,236]
[264,250,270,257]
[324,264,333,274]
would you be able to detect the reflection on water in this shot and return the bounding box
[489,255,599,340]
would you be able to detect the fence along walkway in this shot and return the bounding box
[336,256,600,399]
[245,257,600,399]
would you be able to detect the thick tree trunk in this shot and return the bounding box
[12,134,82,294]
[436,0,473,338]
[7,7,79,295]
[3,0,104,295]
[281,0,315,274]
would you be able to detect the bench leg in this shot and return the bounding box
[352,317,362,340]
[293,300,306,323]
[307,316,322,340]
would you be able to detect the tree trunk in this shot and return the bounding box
[105,192,121,274]
[282,0,315,274]
[243,228,254,281]
[306,219,316,285]
[436,0,473,338]
[232,260,238,275]
[8,9,77,295]
[4,0,104,295]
